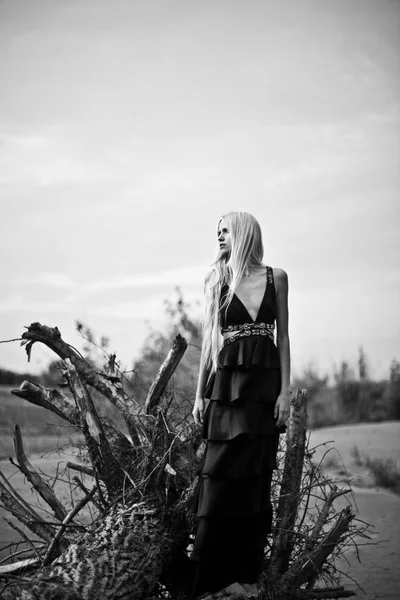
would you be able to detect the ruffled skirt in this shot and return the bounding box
[188,336,283,596]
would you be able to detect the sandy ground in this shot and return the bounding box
[334,487,400,600]
[309,423,400,600]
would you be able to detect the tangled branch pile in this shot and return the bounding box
[0,323,370,599]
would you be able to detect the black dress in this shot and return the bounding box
[188,266,284,597]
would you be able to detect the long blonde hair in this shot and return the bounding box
[202,212,264,373]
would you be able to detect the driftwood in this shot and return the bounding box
[66,462,95,477]
[41,485,97,567]
[11,380,79,425]
[270,390,308,577]
[145,333,188,416]
[12,425,67,522]
[62,359,125,496]
[0,471,68,550]
[19,323,143,445]
[0,322,365,600]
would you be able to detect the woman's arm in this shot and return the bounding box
[273,267,291,427]
[192,339,211,426]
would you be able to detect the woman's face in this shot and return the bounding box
[217,219,231,254]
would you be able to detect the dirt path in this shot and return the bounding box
[307,423,400,600]
[335,486,400,599]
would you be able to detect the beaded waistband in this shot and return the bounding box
[221,322,275,345]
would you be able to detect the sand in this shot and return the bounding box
[309,423,400,599]
[333,487,400,599]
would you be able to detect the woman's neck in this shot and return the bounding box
[243,263,265,277]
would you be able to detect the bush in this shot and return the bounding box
[351,445,400,494]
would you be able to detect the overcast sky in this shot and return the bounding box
[0,0,399,381]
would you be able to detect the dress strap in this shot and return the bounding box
[266,265,274,285]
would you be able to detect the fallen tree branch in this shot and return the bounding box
[0,545,41,568]
[63,360,126,496]
[283,506,355,588]
[2,519,43,562]
[72,476,103,512]
[67,462,95,477]
[13,424,68,522]
[145,334,188,415]
[0,558,40,577]
[21,323,142,444]
[0,474,64,547]
[270,389,308,576]
[306,487,351,551]
[0,500,178,599]
[12,381,132,472]
[42,485,97,566]
[0,471,41,521]
[11,380,79,426]
[28,521,86,530]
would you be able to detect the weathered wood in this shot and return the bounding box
[283,506,355,588]
[145,333,188,415]
[0,558,40,576]
[0,471,42,522]
[13,425,68,523]
[11,378,135,477]
[42,485,97,566]
[63,360,126,496]
[0,525,47,579]
[66,462,95,477]
[21,323,142,445]
[72,477,103,511]
[2,518,44,563]
[270,389,308,577]
[11,381,79,425]
[0,501,178,600]
[306,486,351,551]
[0,474,62,546]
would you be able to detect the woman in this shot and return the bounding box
[189,211,291,599]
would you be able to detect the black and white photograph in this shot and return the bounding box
[0,1,399,599]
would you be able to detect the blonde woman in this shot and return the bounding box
[189,212,291,599]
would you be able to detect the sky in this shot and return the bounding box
[0,0,399,382]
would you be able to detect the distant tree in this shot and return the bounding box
[333,360,354,385]
[332,361,359,421]
[292,363,328,399]
[0,367,35,386]
[358,346,368,381]
[384,358,400,420]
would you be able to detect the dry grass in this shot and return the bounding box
[309,422,400,492]
[351,445,400,494]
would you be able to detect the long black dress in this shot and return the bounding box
[188,266,285,597]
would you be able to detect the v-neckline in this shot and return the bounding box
[230,268,268,323]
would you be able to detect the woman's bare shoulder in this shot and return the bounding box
[272,268,288,295]
[272,267,288,282]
